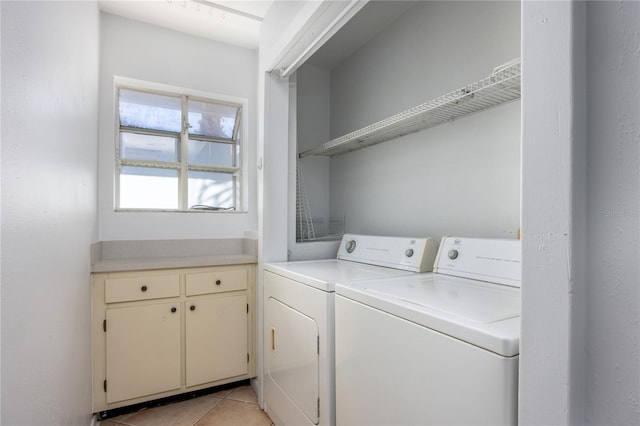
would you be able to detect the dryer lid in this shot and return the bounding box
[264,259,416,292]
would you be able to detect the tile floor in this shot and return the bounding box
[100,385,273,426]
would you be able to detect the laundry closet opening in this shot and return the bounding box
[289,0,521,257]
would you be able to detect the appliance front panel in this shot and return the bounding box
[266,297,319,424]
[263,270,334,426]
[335,295,518,426]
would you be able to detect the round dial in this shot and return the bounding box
[345,240,357,253]
[448,249,459,260]
[405,248,414,257]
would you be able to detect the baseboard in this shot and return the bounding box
[97,379,250,420]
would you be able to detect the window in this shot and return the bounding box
[116,85,243,211]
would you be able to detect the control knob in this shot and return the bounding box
[448,249,459,260]
[405,249,414,257]
[345,240,357,253]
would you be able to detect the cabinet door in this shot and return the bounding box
[106,302,181,404]
[185,294,248,387]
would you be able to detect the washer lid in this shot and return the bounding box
[335,274,520,356]
[264,259,416,292]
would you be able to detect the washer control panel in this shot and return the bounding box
[434,237,521,287]
[337,234,438,272]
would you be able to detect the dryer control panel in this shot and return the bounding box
[337,234,438,272]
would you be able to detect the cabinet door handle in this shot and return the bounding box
[215,279,221,285]
[190,305,196,311]
[141,285,148,292]
[171,307,177,313]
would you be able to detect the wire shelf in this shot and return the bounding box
[298,60,521,158]
[296,157,345,242]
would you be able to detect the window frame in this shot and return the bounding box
[114,78,247,213]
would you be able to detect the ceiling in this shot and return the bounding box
[98,1,416,69]
[306,1,415,70]
[98,0,273,49]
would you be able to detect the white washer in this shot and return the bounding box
[263,234,439,426]
[335,237,521,426]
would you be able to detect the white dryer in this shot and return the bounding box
[335,237,521,426]
[263,234,439,426]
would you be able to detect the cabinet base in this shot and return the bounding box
[97,379,250,420]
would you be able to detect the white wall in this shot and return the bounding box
[520,1,640,424]
[259,0,327,73]
[1,1,99,424]
[520,2,584,423]
[99,13,258,241]
[327,1,521,239]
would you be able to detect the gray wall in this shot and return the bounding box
[296,65,332,238]
[1,1,99,424]
[326,1,521,239]
[585,2,639,423]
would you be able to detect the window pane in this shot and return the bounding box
[119,89,181,133]
[188,99,239,139]
[120,166,178,209]
[188,139,233,167]
[120,132,179,162]
[188,171,235,210]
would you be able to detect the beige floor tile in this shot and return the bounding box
[101,412,133,425]
[100,420,127,426]
[119,395,223,426]
[209,388,232,399]
[227,385,259,404]
[196,399,272,426]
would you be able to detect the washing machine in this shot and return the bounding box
[335,236,521,426]
[263,234,439,426]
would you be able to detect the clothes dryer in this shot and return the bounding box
[335,237,521,426]
[263,234,438,426]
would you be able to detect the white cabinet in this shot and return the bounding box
[92,264,256,413]
[186,294,248,387]
[106,302,182,404]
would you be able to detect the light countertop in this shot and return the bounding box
[91,238,257,273]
